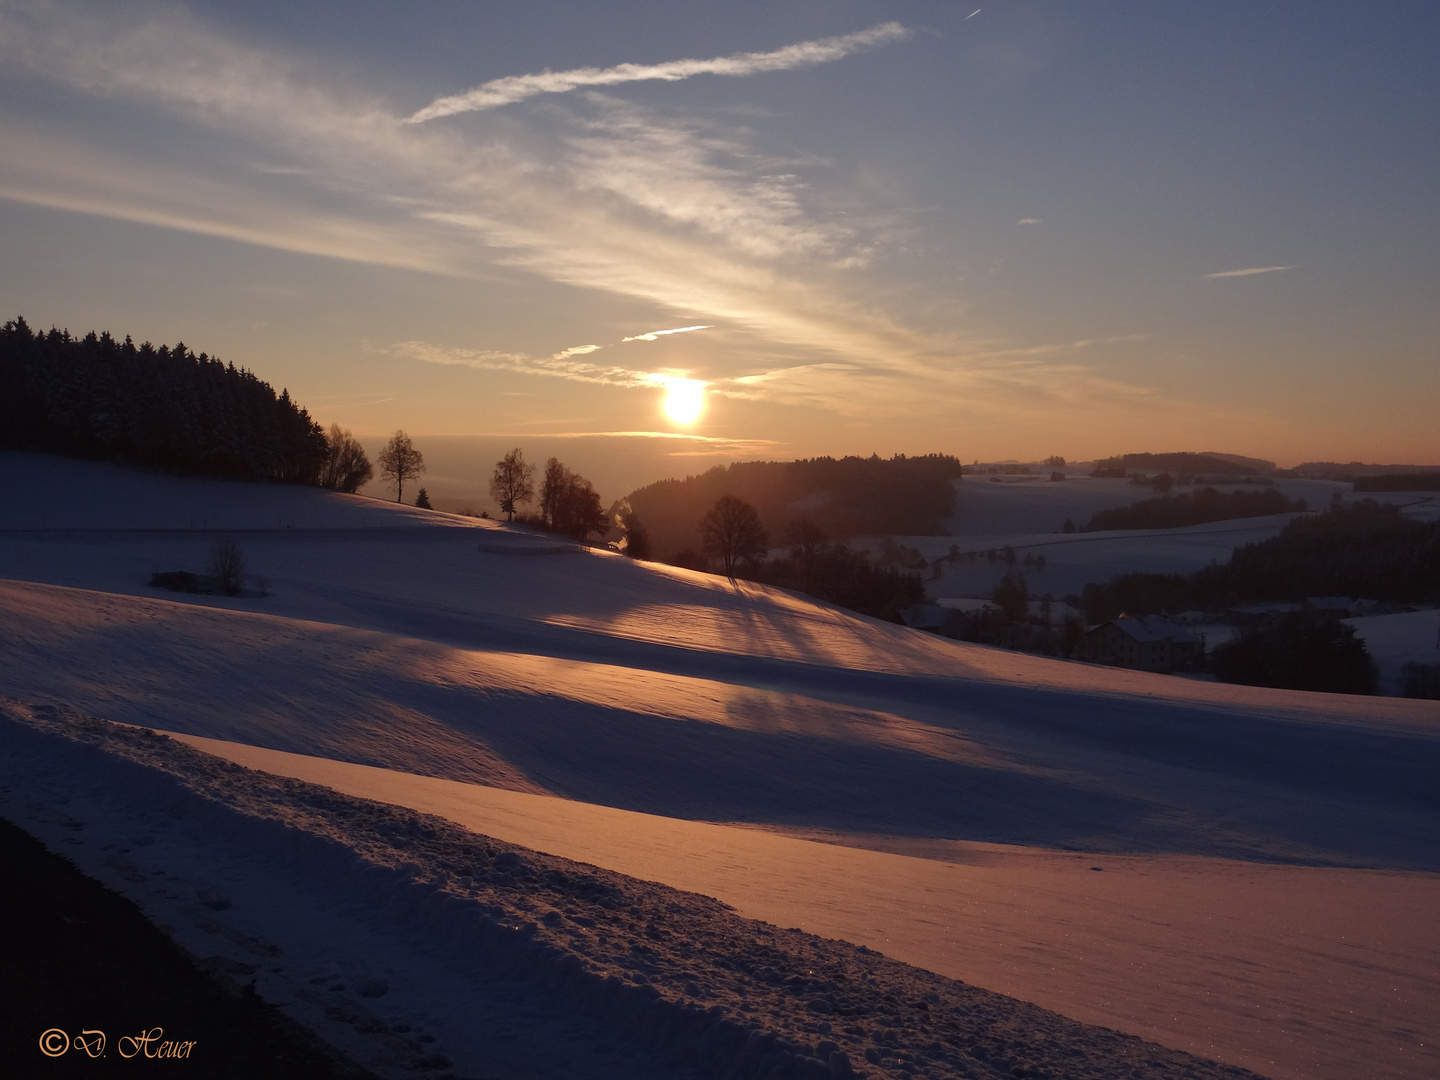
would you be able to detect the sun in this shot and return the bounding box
[661,378,705,425]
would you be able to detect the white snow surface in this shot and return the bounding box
[2,452,1439,1080]
[1344,610,1440,695]
[1,703,1261,1080]
[907,476,1439,599]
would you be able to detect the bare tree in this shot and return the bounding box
[319,424,374,493]
[700,495,768,578]
[377,430,425,503]
[784,519,828,584]
[553,474,608,541]
[490,448,534,520]
[537,456,607,540]
[540,456,569,529]
[209,541,245,597]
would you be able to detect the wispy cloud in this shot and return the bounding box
[1017,218,1042,225]
[0,4,910,356]
[622,325,710,342]
[538,430,781,449]
[408,23,909,122]
[1204,265,1293,278]
[395,340,677,391]
[0,2,1184,431]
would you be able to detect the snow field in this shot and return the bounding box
[163,732,1440,1080]
[3,454,1439,1080]
[0,703,1264,1080]
[1344,610,1440,695]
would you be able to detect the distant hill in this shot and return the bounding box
[623,454,964,559]
[1090,452,1271,477]
[1079,500,1440,619]
[1197,451,1277,474]
[1082,486,1307,532]
[1353,473,1440,492]
[1287,462,1440,481]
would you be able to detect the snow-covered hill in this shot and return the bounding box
[2,452,1438,1080]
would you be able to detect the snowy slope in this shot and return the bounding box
[3,452,1439,1080]
[1,704,1264,1080]
[1345,610,1440,695]
[916,475,1438,598]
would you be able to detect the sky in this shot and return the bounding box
[1,1,1437,502]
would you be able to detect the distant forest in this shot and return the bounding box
[1089,451,1275,477]
[1353,474,1440,492]
[625,454,965,559]
[1078,501,1440,620]
[0,316,327,483]
[1080,486,1307,532]
[1289,461,1440,481]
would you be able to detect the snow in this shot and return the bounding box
[922,515,1302,598]
[148,732,1440,1080]
[1344,610,1440,695]
[3,451,1439,1080]
[1,703,1265,1080]
[904,477,1438,600]
[941,475,1425,539]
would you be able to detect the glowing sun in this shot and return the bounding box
[662,378,705,424]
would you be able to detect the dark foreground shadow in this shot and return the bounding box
[0,816,378,1079]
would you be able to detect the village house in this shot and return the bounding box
[899,603,973,640]
[1078,615,1200,673]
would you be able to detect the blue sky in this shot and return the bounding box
[2,1,1436,490]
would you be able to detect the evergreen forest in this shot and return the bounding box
[0,316,327,484]
[1081,486,1306,532]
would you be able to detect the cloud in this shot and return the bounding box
[1017,218,1042,225]
[394,340,677,391]
[538,430,781,449]
[1204,266,1293,278]
[0,4,912,358]
[408,23,909,122]
[0,2,1187,431]
[622,325,711,342]
[553,344,603,359]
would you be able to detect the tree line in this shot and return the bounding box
[488,453,921,620]
[486,447,611,542]
[623,453,964,559]
[1077,500,1440,621]
[1073,486,1307,532]
[0,316,454,511]
[686,495,924,622]
[1,316,328,483]
[1089,451,1273,477]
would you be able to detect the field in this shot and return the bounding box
[912,474,1428,589]
[2,451,1438,1079]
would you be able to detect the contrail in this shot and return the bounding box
[1204,266,1293,279]
[409,23,909,122]
[622,325,710,342]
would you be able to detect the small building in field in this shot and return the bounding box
[900,604,974,640]
[1078,615,1199,673]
